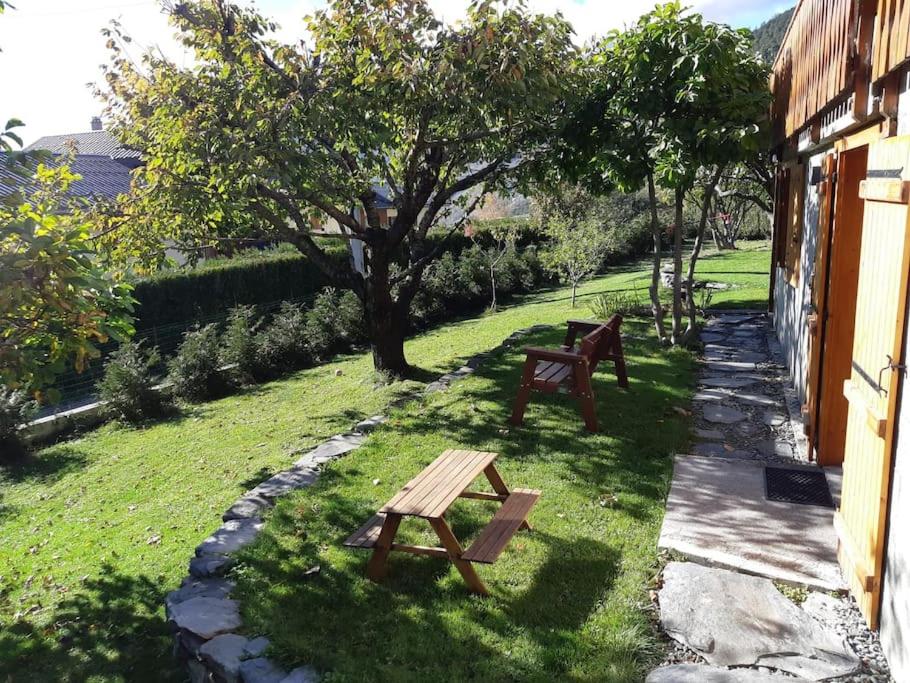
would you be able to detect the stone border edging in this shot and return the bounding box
[164,324,553,683]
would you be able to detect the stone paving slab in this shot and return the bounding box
[647,664,802,682]
[658,456,845,591]
[659,563,858,679]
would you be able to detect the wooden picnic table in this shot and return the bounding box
[344,449,540,595]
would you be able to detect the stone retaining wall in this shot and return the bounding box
[164,325,552,683]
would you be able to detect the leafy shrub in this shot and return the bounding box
[167,324,229,402]
[254,302,312,375]
[589,290,649,319]
[304,288,365,359]
[220,305,263,385]
[97,342,166,423]
[0,386,37,460]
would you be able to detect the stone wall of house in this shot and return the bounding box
[773,150,825,405]
[881,309,910,682]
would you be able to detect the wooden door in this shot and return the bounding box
[837,135,910,628]
[814,146,868,466]
[804,154,837,459]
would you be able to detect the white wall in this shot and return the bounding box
[882,309,910,683]
[773,151,825,404]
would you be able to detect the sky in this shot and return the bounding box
[0,0,793,146]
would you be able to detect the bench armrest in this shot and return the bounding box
[523,346,586,364]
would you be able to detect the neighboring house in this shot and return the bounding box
[316,183,397,276]
[0,152,132,203]
[25,116,142,169]
[770,1,910,678]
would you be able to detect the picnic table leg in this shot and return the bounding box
[509,358,537,426]
[428,517,488,596]
[612,335,629,389]
[573,363,599,433]
[483,464,530,531]
[366,513,402,582]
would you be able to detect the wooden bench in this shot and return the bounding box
[344,450,540,595]
[509,315,628,432]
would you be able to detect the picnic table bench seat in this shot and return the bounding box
[462,488,540,564]
[343,449,539,594]
[510,315,628,432]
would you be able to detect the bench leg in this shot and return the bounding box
[429,517,488,596]
[509,358,537,426]
[613,336,629,389]
[573,365,598,433]
[366,513,402,582]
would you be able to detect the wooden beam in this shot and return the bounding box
[390,543,449,559]
[843,379,888,438]
[858,178,910,203]
[458,491,508,502]
[834,511,878,593]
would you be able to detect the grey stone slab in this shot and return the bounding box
[646,664,796,682]
[659,562,858,679]
[758,439,796,459]
[694,388,731,402]
[354,415,387,434]
[243,636,270,659]
[701,376,760,389]
[196,518,264,557]
[296,434,365,466]
[706,361,759,373]
[693,442,729,457]
[189,555,234,578]
[166,577,235,616]
[281,666,320,683]
[199,633,249,683]
[703,405,748,424]
[694,428,725,440]
[659,456,846,590]
[701,333,728,344]
[250,467,318,500]
[168,597,241,640]
[734,392,779,408]
[727,351,769,364]
[763,412,788,427]
[240,657,287,683]
[224,495,273,522]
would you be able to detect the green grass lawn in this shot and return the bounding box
[234,324,695,682]
[0,243,769,682]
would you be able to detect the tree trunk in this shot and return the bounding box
[571,281,578,308]
[363,255,411,378]
[671,187,685,345]
[682,166,725,345]
[646,173,668,344]
[490,263,498,311]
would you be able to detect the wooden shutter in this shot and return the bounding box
[837,135,910,628]
[785,162,806,286]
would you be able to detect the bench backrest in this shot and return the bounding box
[577,315,623,375]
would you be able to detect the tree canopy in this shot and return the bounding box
[562,2,770,343]
[98,0,577,376]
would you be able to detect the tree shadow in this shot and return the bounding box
[0,564,180,682]
[0,446,89,485]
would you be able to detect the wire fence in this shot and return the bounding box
[37,294,319,418]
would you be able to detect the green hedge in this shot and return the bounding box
[132,250,340,332]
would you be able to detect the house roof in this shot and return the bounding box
[371,183,394,209]
[25,130,141,160]
[0,153,133,202]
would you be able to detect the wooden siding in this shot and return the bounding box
[771,0,858,140]
[872,0,910,82]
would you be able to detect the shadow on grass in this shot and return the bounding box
[0,564,180,682]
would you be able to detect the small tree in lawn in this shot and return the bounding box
[562,2,768,344]
[542,217,610,308]
[97,0,576,378]
[466,220,520,311]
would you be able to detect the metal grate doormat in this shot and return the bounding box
[764,467,835,508]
